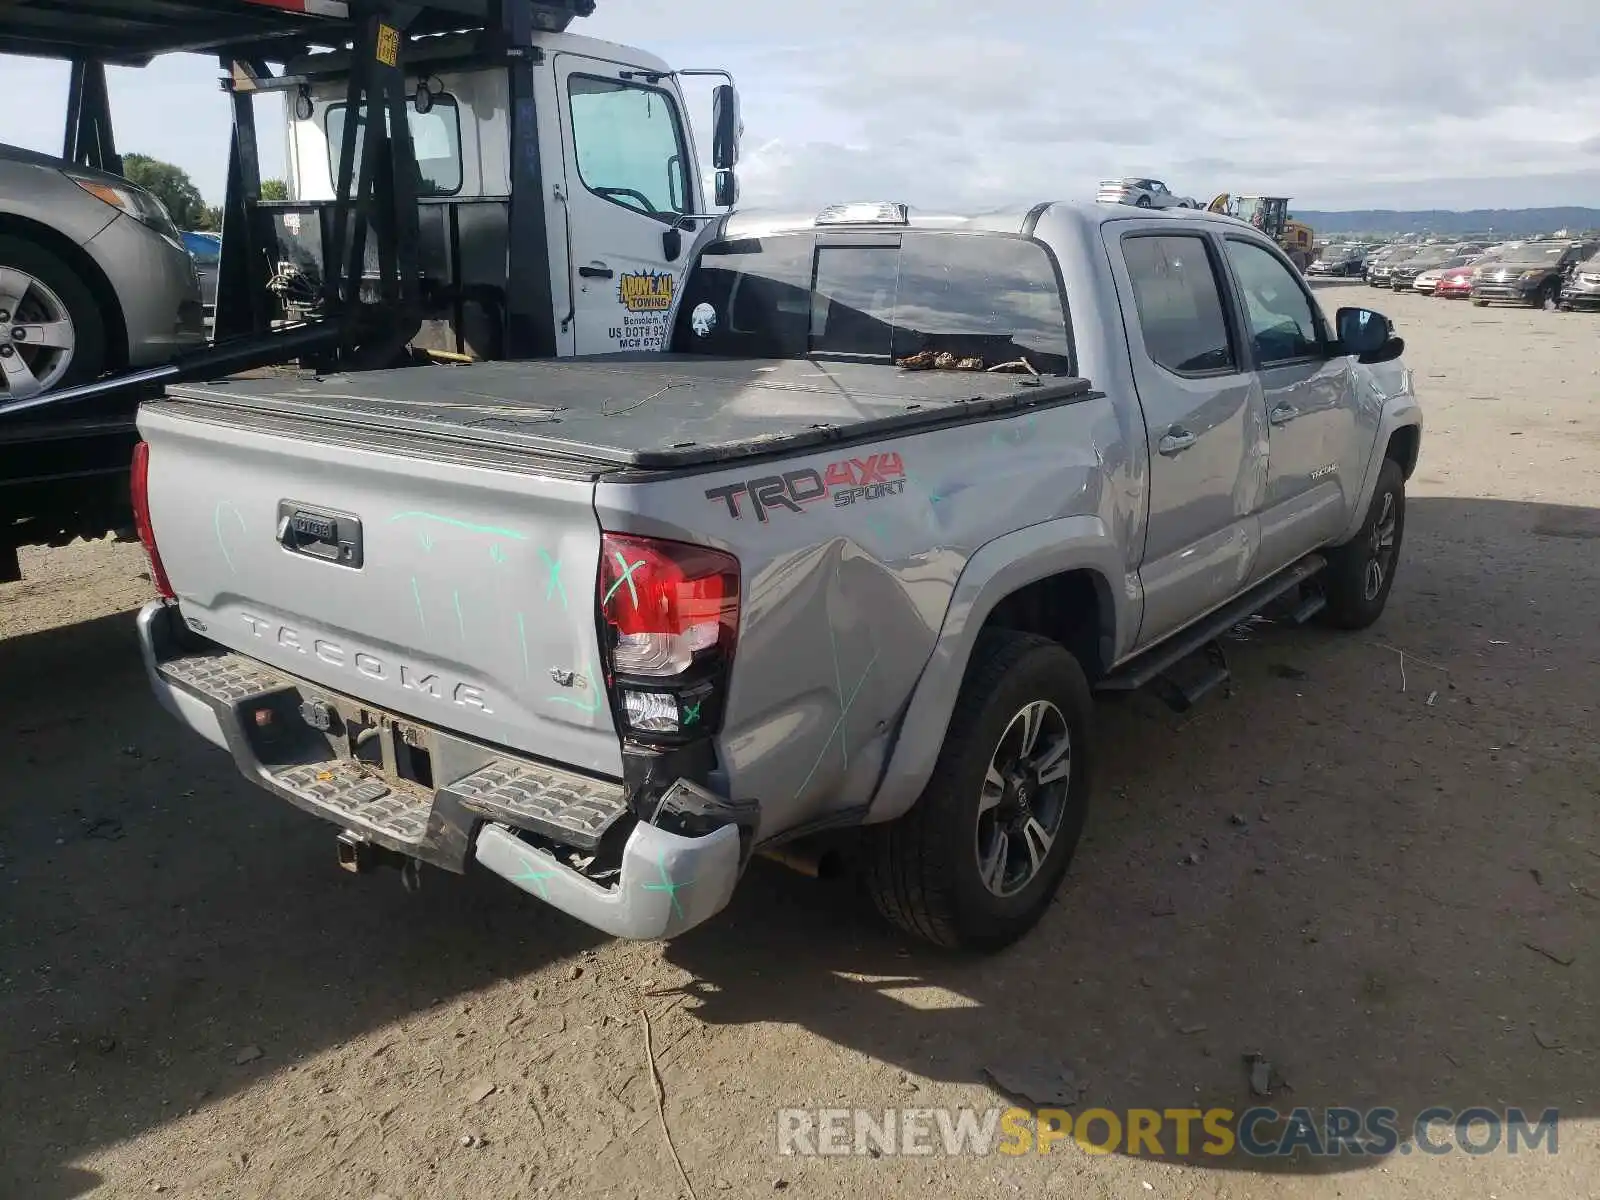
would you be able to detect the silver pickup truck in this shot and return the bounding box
[133,200,1421,951]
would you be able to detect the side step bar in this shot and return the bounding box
[1098,554,1326,695]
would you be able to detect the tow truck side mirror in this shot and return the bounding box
[711,84,741,169]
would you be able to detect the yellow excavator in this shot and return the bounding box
[1208,194,1317,272]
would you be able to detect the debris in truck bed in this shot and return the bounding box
[895,350,986,371]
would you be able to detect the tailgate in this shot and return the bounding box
[138,402,621,778]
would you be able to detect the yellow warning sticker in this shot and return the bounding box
[375,23,399,67]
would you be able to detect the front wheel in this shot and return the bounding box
[0,235,106,401]
[866,631,1092,952]
[1471,297,1490,307]
[1320,457,1405,630]
[1534,280,1561,311]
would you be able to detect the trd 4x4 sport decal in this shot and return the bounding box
[705,452,908,523]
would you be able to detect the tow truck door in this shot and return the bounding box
[552,53,699,356]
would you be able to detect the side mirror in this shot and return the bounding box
[714,168,738,209]
[1336,306,1404,364]
[711,84,741,170]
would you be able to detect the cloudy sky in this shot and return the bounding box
[2,0,1597,212]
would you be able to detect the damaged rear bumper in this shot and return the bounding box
[136,600,748,939]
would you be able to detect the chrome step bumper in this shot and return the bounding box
[137,600,746,939]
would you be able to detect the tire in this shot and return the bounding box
[1534,280,1560,311]
[1320,457,1405,631]
[866,630,1093,952]
[1471,298,1490,307]
[0,234,106,400]
[1135,195,1152,208]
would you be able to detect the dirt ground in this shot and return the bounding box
[3,284,1599,1200]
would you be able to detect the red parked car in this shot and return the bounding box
[1436,261,1480,298]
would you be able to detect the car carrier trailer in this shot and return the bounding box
[0,0,742,579]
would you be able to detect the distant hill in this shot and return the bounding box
[1294,207,1600,236]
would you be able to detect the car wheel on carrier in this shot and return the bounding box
[1319,457,1405,630]
[866,630,1092,952]
[1135,195,1152,208]
[0,235,105,401]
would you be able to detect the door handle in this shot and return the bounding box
[1269,403,1300,426]
[578,263,614,279]
[1158,428,1197,456]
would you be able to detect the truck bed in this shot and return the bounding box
[166,355,1094,471]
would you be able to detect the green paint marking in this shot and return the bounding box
[508,860,559,900]
[410,576,426,630]
[826,572,847,765]
[546,692,603,714]
[539,548,567,608]
[489,542,508,564]
[640,851,694,920]
[213,502,244,574]
[516,611,530,679]
[453,589,465,639]
[791,650,880,801]
[682,700,703,727]
[419,530,434,552]
[602,553,646,610]
[388,512,529,541]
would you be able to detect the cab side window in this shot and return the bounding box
[1121,234,1237,375]
[568,76,690,219]
[1223,239,1322,365]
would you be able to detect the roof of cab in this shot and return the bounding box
[718,200,1250,242]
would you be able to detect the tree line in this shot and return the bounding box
[120,152,287,232]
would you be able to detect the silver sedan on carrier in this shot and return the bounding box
[0,143,206,401]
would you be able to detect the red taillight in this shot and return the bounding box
[599,533,739,675]
[598,533,740,740]
[130,440,175,600]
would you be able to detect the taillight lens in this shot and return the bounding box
[130,440,176,600]
[598,533,740,740]
[600,533,738,675]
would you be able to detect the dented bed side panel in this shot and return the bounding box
[593,391,1126,839]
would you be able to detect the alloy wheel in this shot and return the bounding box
[974,700,1073,898]
[0,266,77,400]
[1363,489,1399,601]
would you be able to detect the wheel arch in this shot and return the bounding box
[0,213,129,371]
[1385,423,1420,480]
[863,517,1126,826]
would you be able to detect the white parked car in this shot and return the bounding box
[1096,178,1198,209]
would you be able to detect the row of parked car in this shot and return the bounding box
[1313,236,1600,311]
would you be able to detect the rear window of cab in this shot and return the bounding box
[671,231,1075,374]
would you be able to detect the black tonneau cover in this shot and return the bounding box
[164,356,1096,470]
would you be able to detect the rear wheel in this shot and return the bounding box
[866,631,1093,952]
[1135,195,1152,209]
[0,235,105,401]
[1320,457,1405,630]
